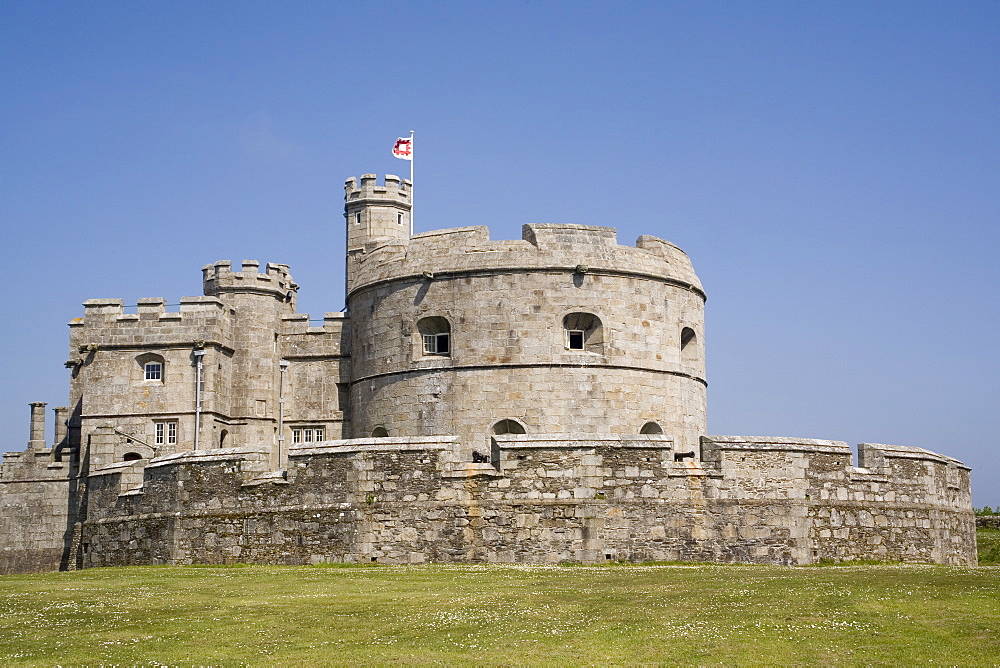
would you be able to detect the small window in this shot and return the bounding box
[680,327,696,350]
[563,313,603,354]
[371,426,389,438]
[135,353,166,382]
[416,316,452,357]
[355,212,361,225]
[123,452,142,462]
[292,427,324,444]
[397,213,403,225]
[423,333,450,355]
[492,419,526,436]
[154,421,177,446]
[640,421,663,435]
[680,326,698,363]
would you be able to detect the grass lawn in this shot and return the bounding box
[978,527,1000,565]
[2,557,998,666]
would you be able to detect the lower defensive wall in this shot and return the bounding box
[74,433,974,568]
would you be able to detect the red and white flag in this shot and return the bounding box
[392,137,413,160]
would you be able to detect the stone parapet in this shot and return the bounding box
[70,433,975,569]
[202,260,297,303]
[349,223,703,298]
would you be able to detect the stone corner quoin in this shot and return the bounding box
[0,173,976,573]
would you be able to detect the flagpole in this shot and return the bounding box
[409,130,414,237]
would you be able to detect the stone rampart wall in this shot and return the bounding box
[0,452,74,574]
[78,435,976,569]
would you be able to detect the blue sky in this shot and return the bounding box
[2,1,998,505]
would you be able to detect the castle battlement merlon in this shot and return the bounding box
[202,260,297,299]
[77,296,225,322]
[345,174,411,203]
[279,311,349,336]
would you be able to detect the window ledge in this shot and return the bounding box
[412,357,454,370]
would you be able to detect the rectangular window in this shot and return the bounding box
[292,427,323,444]
[144,362,162,380]
[397,213,403,225]
[355,212,361,225]
[154,421,177,446]
[423,333,450,355]
[568,330,585,350]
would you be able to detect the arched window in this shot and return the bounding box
[640,421,663,435]
[416,316,451,357]
[219,429,228,448]
[680,326,698,363]
[491,419,526,436]
[135,353,166,383]
[563,313,603,354]
[371,426,389,438]
[122,452,143,462]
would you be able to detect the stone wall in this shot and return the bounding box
[0,443,75,574]
[77,435,976,569]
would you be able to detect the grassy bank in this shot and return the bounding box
[979,527,1000,565]
[1,560,998,666]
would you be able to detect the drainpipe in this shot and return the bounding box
[193,349,206,450]
[278,359,290,470]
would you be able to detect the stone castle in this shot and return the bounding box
[0,174,976,573]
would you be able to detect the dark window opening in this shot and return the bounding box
[680,327,696,349]
[423,332,449,355]
[492,419,526,436]
[563,313,604,353]
[417,316,451,357]
[122,452,142,462]
[640,421,663,435]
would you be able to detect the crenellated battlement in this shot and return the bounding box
[75,297,225,323]
[344,173,411,204]
[202,260,297,300]
[349,222,703,296]
[280,312,348,335]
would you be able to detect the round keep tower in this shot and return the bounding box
[344,175,707,458]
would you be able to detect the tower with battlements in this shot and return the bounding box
[0,173,976,573]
